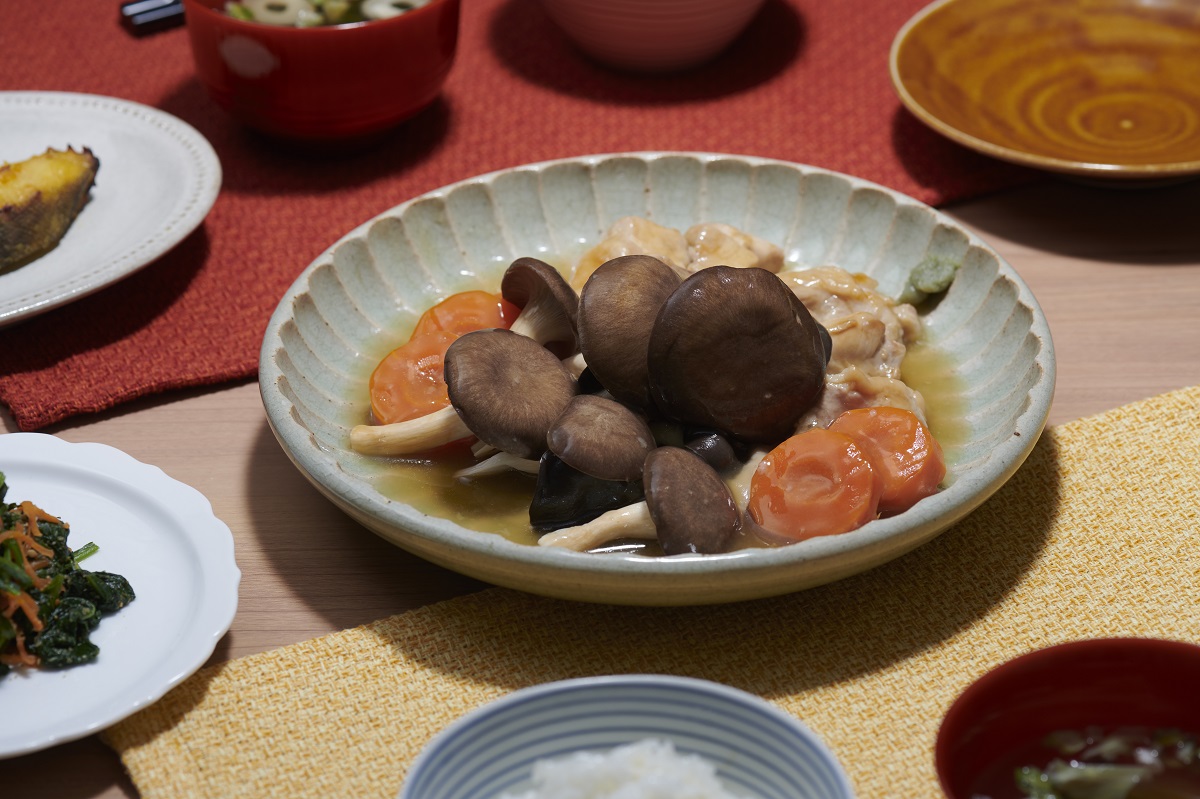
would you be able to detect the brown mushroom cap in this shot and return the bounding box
[547,395,656,482]
[643,446,742,555]
[646,266,827,443]
[444,328,578,459]
[501,257,579,356]
[577,254,682,408]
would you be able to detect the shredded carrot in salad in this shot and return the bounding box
[0,500,66,667]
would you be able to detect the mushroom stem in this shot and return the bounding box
[501,257,579,354]
[349,406,471,456]
[509,302,566,346]
[537,501,656,551]
[471,439,497,459]
[455,451,540,481]
[562,351,588,379]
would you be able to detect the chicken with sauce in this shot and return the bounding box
[570,217,786,290]
[777,265,926,430]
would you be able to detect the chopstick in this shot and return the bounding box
[119,0,185,35]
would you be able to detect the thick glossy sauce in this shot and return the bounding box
[902,341,969,457]
[374,446,542,545]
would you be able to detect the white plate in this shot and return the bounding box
[0,433,240,759]
[0,92,221,327]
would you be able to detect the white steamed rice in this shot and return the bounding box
[496,738,752,799]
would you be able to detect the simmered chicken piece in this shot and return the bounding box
[777,266,926,429]
[684,222,784,273]
[570,217,787,291]
[570,217,688,290]
[799,366,927,430]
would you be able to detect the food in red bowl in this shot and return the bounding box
[937,638,1200,799]
[182,0,459,140]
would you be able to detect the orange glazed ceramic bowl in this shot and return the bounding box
[891,0,1200,180]
[182,0,459,141]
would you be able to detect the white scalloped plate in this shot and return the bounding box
[0,433,240,758]
[0,92,221,327]
[259,152,1055,606]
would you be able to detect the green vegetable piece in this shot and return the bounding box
[899,255,961,305]
[0,615,15,649]
[1015,765,1057,799]
[323,0,351,20]
[32,520,75,571]
[65,569,135,614]
[0,555,32,589]
[29,596,101,668]
[1045,758,1151,799]
[41,572,64,606]
[72,541,99,565]
[227,2,254,20]
[1044,729,1089,755]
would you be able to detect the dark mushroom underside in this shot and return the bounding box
[501,256,580,356]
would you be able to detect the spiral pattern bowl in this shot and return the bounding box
[399,675,855,799]
[891,0,1200,180]
[259,152,1055,606]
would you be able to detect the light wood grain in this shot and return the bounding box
[3,177,1200,797]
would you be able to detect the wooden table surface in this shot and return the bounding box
[4,176,1200,797]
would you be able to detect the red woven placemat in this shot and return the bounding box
[0,0,1035,430]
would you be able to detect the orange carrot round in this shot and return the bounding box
[410,290,520,339]
[827,406,945,514]
[747,428,880,542]
[370,292,520,426]
[369,331,459,425]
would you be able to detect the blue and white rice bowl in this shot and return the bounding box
[398,675,855,799]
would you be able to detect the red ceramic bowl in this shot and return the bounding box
[937,638,1200,799]
[182,0,459,140]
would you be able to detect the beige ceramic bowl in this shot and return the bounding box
[891,0,1200,180]
[259,152,1055,606]
[540,0,767,72]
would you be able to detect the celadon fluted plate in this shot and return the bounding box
[259,153,1055,606]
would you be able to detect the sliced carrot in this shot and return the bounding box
[410,290,520,339]
[747,428,880,542]
[369,331,459,425]
[827,406,945,514]
[368,292,518,429]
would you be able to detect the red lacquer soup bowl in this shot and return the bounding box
[937,638,1200,799]
[182,0,459,140]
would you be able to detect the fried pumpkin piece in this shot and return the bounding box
[0,146,99,269]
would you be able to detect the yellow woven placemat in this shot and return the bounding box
[104,386,1200,799]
